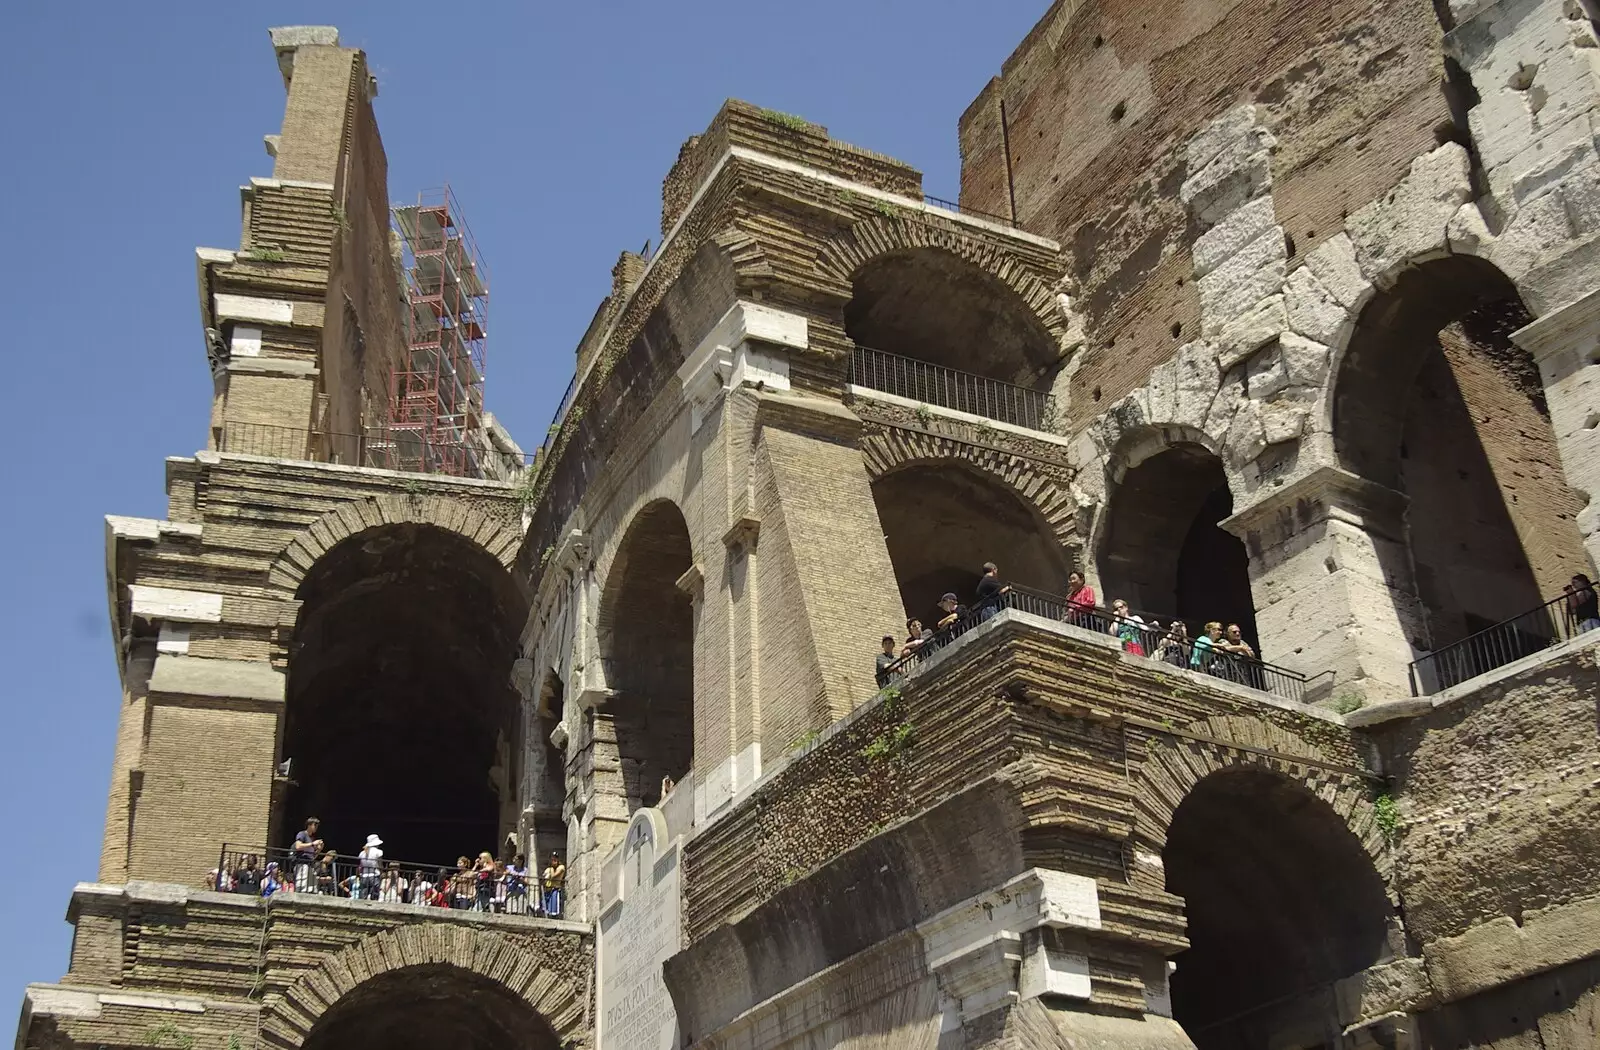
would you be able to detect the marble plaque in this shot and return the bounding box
[597,808,682,1050]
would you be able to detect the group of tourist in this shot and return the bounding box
[210,818,567,918]
[873,563,1269,689]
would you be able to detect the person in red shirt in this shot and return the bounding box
[1064,571,1098,628]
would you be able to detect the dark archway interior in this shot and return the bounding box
[1335,256,1591,649]
[301,965,561,1050]
[1165,770,1393,1049]
[1101,443,1258,649]
[599,501,694,812]
[283,524,526,865]
[872,463,1068,624]
[844,248,1058,386]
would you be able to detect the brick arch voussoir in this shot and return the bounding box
[266,494,523,596]
[262,925,588,1049]
[819,217,1071,350]
[861,426,1077,551]
[1132,718,1390,886]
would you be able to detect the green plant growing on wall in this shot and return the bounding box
[227,1035,244,1050]
[913,403,934,426]
[145,1023,194,1050]
[328,202,350,231]
[1329,690,1366,715]
[862,720,914,762]
[759,108,810,131]
[401,476,424,496]
[1373,793,1401,841]
[539,545,555,568]
[839,188,860,209]
[787,727,821,753]
[244,245,286,262]
[871,199,900,221]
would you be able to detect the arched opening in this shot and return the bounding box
[871,462,1068,624]
[1335,256,1591,651]
[597,500,694,812]
[283,523,526,865]
[1164,769,1394,1049]
[301,965,562,1050]
[845,247,1059,393]
[1100,440,1257,649]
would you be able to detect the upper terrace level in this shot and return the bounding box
[519,99,1074,572]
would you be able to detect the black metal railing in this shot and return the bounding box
[882,588,1314,704]
[1409,592,1600,696]
[216,421,533,481]
[210,845,566,918]
[849,345,1058,431]
[920,194,1021,229]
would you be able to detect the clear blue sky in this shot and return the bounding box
[0,0,1048,1004]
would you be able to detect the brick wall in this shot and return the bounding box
[958,0,1450,429]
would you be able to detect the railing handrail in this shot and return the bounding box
[1408,589,1593,695]
[920,194,1020,229]
[849,343,1049,403]
[882,588,1313,702]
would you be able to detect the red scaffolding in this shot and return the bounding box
[382,186,490,477]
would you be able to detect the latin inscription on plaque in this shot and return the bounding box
[597,808,681,1050]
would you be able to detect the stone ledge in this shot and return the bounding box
[1423,892,1600,1004]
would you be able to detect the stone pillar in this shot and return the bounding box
[1513,289,1600,571]
[1225,466,1429,702]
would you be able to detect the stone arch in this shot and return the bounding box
[860,424,1078,552]
[1131,714,1390,887]
[268,493,524,595]
[818,216,1074,354]
[260,924,588,1049]
[1088,423,1258,644]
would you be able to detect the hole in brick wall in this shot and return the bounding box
[1171,322,1183,339]
[284,524,527,865]
[873,463,1070,621]
[1307,229,1316,240]
[1587,343,1600,365]
[597,499,695,813]
[1165,770,1393,1050]
[1110,101,1127,122]
[1092,386,1103,402]
[1093,34,1104,47]
[1324,556,1338,573]
[1284,232,1297,257]
[1585,412,1600,430]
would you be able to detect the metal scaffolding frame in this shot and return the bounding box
[384,185,490,477]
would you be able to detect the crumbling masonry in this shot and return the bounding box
[17,4,1600,1048]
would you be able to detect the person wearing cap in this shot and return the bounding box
[358,834,384,900]
[934,592,968,631]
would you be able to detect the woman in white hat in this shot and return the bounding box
[358,834,383,900]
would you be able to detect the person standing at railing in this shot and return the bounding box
[1064,572,1097,628]
[1216,624,1261,687]
[1157,621,1191,669]
[934,593,968,632]
[474,852,498,912]
[505,854,530,914]
[1108,600,1150,656]
[975,562,1012,620]
[452,856,476,910]
[1190,622,1224,673]
[1566,574,1600,632]
[378,864,407,904]
[291,817,322,893]
[875,635,901,689]
[902,619,932,658]
[261,861,288,898]
[233,854,262,896]
[358,835,383,900]
[542,852,566,918]
[315,850,338,895]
